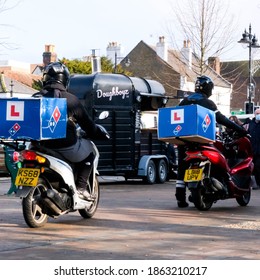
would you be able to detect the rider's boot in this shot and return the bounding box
[76,161,95,201]
[175,180,189,208]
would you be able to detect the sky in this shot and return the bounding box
[1,0,260,64]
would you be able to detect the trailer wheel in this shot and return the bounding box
[144,160,156,184]
[156,159,167,183]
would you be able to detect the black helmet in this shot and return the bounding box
[42,62,70,87]
[195,75,214,97]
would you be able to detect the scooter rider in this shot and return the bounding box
[176,75,248,208]
[33,62,106,201]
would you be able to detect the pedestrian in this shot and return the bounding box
[229,115,243,126]
[175,75,248,207]
[247,108,260,190]
[226,115,245,134]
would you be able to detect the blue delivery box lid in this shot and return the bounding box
[158,104,216,145]
[0,98,67,140]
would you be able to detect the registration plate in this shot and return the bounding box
[184,168,203,182]
[15,168,40,187]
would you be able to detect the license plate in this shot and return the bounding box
[15,168,41,187]
[184,168,203,182]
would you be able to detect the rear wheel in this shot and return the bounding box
[22,178,48,228]
[144,160,156,184]
[79,175,100,218]
[236,188,251,206]
[190,186,213,211]
[156,159,167,183]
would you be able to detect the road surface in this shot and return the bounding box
[0,176,260,260]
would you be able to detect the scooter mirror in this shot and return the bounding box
[99,111,109,120]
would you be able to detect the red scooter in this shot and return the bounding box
[183,131,254,210]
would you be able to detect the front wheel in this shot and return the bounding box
[22,178,48,228]
[79,175,100,218]
[190,187,213,211]
[236,188,251,206]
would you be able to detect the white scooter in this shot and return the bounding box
[12,111,110,228]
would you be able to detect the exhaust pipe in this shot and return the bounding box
[41,189,67,215]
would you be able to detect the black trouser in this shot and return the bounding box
[253,155,260,186]
[50,138,95,190]
[75,153,94,190]
[175,145,187,201]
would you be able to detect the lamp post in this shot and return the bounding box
[238,24,260,114]
[114,52,131,73]
[10,80,14,97]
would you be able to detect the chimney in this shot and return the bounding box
[106,42,123,65]
[208,57,220,74]
[156,36,168,61]
[91,49,101,73]
[42,44,57,67]
[181,40,192,69]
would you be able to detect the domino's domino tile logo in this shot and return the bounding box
[202,114,211,132]
[48,106,61,132]
[173,125,182,135]
[8,123,21,136]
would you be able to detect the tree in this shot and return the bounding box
[31,56,132,91]
[32,79,42,91]
[0,0,20,54]
[168,0,235,75]
[60,56,132,75]
[60,58,92,74]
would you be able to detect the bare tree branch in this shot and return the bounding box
[167,0,236,74]
[0,0,21,54]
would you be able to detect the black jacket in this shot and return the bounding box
[248,118,260,156]
[179,92,246,134]
[34,82,101,149]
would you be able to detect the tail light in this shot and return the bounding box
[20,150,47,164]
[21,150,37,160]
[12,151,20,163]
[185,151,207,160]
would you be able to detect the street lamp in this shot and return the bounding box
[114,52,131,73]
[238,24,260,113]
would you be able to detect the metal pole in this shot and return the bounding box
[10,80,14,97]
[238,24,260,113]
[248,24,252,113]
[114,52,117,73]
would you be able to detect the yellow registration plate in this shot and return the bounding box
[15,168,41,187]
[184,168,203,182]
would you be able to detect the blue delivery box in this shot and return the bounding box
[0,98,67,140]
[158,104,216,145]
